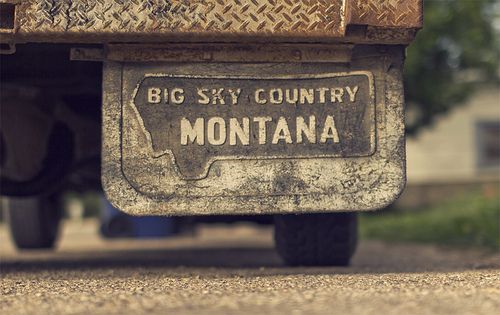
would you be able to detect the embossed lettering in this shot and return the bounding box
[207,117,226,145]
[320,115,340,143]
[330,88,344,103]
[299,88,314,104]
[180,117,204,145]
[253,116,272,144]
[197,88,210,105]
[270,89,284,104]
[228,89,242,105]
[255,89,267,104]
[296,116,316,144]
[272,117,293,144]
[346,86,359,102]
[171,88,185,104]
[211,89,225,105]
[229,118,250,145]
[148,88,161,104]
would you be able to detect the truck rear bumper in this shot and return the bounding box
[1,0,422,45]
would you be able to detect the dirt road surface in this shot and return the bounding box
[1,219,499,315]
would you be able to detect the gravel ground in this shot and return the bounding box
[1,219,499,315]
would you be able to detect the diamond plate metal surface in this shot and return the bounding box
[16,0,345,37]
[4,0,422,43]
[348,0,422,28]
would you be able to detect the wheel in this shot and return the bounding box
[5,195,63,249]
[274,212,358,266]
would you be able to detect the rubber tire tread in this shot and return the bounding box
[6,196,61,249]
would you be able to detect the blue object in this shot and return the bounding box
[100,197,177,238]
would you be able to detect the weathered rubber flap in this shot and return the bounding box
[101,46,407,216]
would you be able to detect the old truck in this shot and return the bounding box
[0,0,422,266]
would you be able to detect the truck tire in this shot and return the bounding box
[6,195,62,249]
[274,212,358,266]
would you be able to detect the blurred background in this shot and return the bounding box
[1,0,499,251]
[362,0,499,249]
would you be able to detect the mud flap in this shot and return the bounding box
[101,45,406,216]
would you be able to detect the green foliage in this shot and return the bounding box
[404,0,499,135]
[360,193,500,249]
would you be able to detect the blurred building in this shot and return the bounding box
[396,86,500,208]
